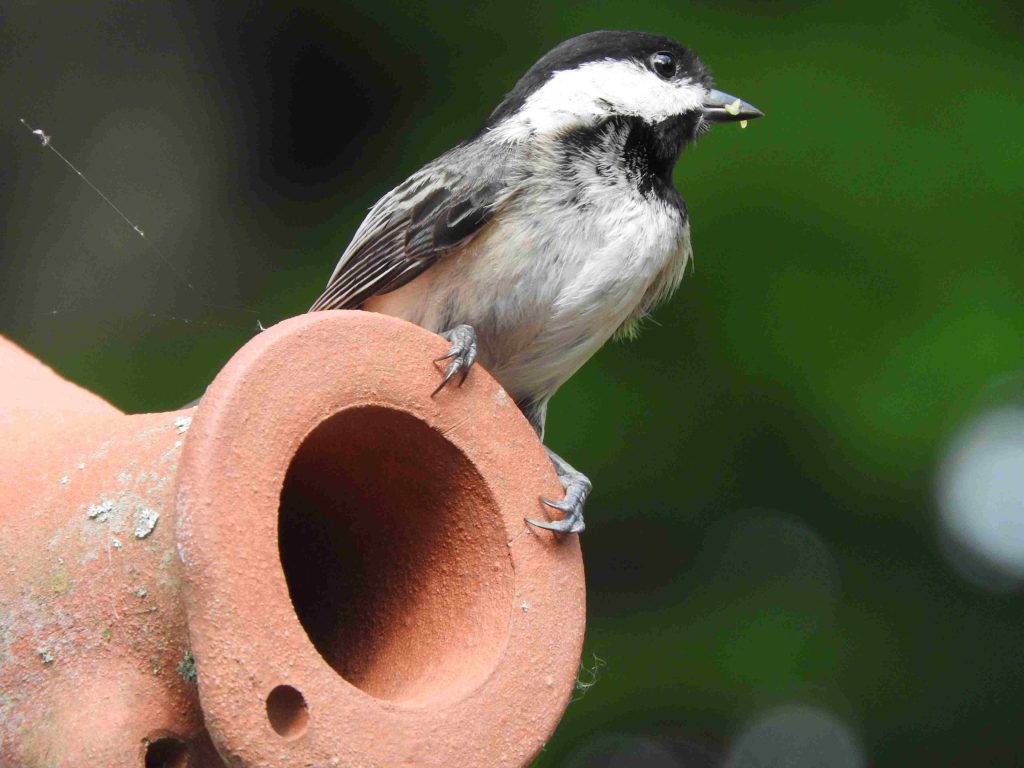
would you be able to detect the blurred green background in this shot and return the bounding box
[2,1,1023,765]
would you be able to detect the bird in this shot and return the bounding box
[310,30,762,534]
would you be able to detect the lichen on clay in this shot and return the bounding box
[86,499,114,521]
[133,507,160,539]
[177,649,197,684]
[50,569,70,595]
[174,416,192,434]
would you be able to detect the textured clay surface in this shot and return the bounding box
[0,311,585,767]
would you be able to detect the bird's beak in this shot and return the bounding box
[702,88,764,123]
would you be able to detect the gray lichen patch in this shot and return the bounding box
[37,647,55,665]
[177,649,197,684]
[85,494,161,543]
[133,507,160,539]
[174,416,192,434]
[86,499,114,521]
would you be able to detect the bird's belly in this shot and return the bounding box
[364,195,684,405]
[461,207,682,402]
[481,278,641,403]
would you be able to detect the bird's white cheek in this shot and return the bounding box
[614,74,706,122]
[663,80,707,118]
[491,60,707,142]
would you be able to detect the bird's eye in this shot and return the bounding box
[649,52,677,80]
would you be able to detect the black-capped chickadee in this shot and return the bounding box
[311,30,762,534]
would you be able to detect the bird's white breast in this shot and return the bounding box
[481,187,685,401]
[364,135,690,408]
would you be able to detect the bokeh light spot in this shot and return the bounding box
[562,733,719,768]
[937,406,1024,592]
[725,704,865,768]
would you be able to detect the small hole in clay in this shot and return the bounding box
[266,684,309,739]
[144,736,188,768]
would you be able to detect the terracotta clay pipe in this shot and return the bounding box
[0,310,585,768]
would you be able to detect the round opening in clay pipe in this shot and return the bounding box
[278,405,514,706]
[266,684,309,739]
[143,736,188,768]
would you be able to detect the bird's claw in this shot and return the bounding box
[526,512,586,534]
[526,468,590,534]
[432,324,478,396]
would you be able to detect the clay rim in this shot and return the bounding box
[175,312,585,766]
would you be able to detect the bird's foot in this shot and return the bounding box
[432,324,478,396]
[526,448,590,534]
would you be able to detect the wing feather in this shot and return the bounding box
[310,145,511,312]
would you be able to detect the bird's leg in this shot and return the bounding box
[527,447,591,534]
[432,324,478,396]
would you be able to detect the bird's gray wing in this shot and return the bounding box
[310,146,510,311]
